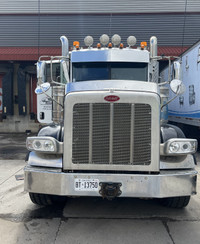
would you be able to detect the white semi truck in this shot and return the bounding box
[24,34,197,208]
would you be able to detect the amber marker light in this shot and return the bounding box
[108,42,112,48]
[120,43,124,49]
[97,43,101,49]
[140,41,147,49]
[73,41,80,49]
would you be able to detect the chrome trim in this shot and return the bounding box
[89,103,93,164]
[24,166,197,198]
[109,103,114,164]
[130,104,135,164]
[27,151,62,168]
[64,90,160,171]
[160,154,195,169]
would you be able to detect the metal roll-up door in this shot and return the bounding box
[17,68,27,115]
[2,71,13,116]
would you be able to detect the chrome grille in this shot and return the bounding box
[72,103,151,165]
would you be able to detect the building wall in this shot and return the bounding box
[0,0,200,48]
[0,0,200,132]
[0,14,200,48]
[1,0,200,14]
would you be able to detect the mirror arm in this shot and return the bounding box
[158,81,170,86]
[161,93,179,110]
[38,84,64,109]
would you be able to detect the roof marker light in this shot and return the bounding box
[84,36,94,47]
[100,34,109,46]
[97,43,101,49]
[73,41,80,49]
[120,43,124,49]
[111,34,121,46]
[108,42,112,48]
[140,41,147,49]
[127,36,137,47]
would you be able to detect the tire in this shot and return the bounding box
[29,192,67,206]
[160,196,190,208]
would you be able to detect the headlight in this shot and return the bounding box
[26,137,63,154]
[161,138,197,155]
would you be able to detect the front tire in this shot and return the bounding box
[160,196,190,208]
[29,193,67,206]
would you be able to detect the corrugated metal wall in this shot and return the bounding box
[0,0,200,47]
[0,14,199,47]
[1,0,200,13]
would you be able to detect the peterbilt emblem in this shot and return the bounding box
[104,95,120,102]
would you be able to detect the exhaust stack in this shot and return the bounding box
[60,36,69,58]
[150,36,157,58]
[52,36,69,124]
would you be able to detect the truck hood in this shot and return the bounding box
[66,80,159,94]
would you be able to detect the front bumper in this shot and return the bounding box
[24,166,197,198]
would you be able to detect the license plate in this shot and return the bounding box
[74,179,99,191]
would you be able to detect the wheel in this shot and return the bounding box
[160,196,190,208]
[29,192,67,206]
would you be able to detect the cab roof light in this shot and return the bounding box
[108,42,112,48]
[140,41,147,50]
[97,43,101,49]
[84,36,93,48]
[100,34,109,46]
[111,34,121,47]
[73,41,80,50]
[127,36,137,47]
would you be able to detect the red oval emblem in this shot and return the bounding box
[104,95,120,102]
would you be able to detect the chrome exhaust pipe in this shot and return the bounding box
[60,36,69,57]
[150,36,157,58]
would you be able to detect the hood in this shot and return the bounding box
[66,80,159,94]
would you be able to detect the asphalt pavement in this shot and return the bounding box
[1,133,200,244]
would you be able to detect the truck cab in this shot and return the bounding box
[24,35,197,208]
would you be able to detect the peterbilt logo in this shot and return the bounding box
[104,95,120,102]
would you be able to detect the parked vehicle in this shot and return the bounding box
[24,35,197,208]
[161,40,200,142]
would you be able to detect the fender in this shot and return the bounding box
[161,124,185,143]
[161,123,197,165]
[38,124,64,141]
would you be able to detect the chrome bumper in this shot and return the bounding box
[24,166,197,198]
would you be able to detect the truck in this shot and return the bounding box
[161,40,200,142]
[24,34,198,208]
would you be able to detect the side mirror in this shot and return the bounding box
[37,61,46,84]
[35,82,50,95]
[170,79,186,95]
[173,61,182,80]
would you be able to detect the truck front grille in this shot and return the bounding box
[72,103,151,166]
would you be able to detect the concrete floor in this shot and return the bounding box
[0,133,200,244]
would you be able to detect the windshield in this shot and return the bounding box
[72,62,148,82]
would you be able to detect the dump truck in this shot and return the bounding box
[24,34,197,208]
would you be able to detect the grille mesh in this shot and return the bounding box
[72,103,151,166]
